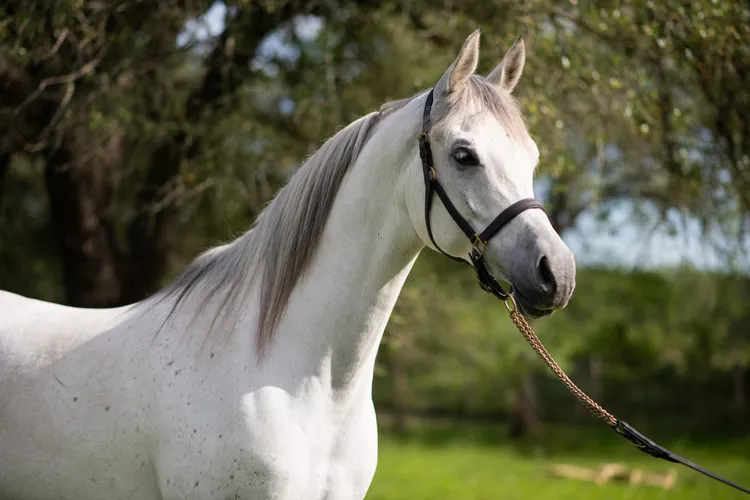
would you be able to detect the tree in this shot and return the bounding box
[4,1,750,305]
[1,0,389,305]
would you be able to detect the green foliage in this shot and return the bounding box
[377,258,750,432]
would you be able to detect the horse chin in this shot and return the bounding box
[511,289,555,319]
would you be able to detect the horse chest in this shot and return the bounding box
[155,383,379,500]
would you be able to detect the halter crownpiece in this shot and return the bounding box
[418,88,545,300]
[418,87,750,495]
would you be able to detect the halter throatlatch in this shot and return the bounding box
[418,88,750,495]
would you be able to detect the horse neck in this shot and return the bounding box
[263,103,425,396]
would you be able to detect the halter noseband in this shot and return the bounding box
[418,88,545,301]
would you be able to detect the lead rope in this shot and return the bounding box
[501,295,750,495]
[504,297,616,427]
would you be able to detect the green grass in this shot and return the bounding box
[367,423,750,499]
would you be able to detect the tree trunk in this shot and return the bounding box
[0,152,9,208]
[392,355,409,435]
[733,364,746,418]
[546,175,584,236]
[44,131,123,307]
[121,134,186,303]
[590,355,603,401]
[508,369,544,438]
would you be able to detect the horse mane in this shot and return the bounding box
[155,76,529,357]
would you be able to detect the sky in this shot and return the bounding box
[562,201,735,271]
[178,2,746,273]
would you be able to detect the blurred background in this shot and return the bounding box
[1,1,749,498]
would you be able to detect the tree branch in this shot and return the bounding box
[13,44,107,116]
[35,28,70,63]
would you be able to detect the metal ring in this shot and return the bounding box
[504,293,517,313]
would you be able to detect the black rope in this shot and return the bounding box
[614,420,750,495]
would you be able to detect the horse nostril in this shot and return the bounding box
[537,256,557,296]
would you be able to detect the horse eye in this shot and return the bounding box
[452,147,479,166]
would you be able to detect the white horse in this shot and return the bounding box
[0,31,575,499]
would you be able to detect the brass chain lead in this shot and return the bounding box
[506,299,617,427]
[504,300,750,495]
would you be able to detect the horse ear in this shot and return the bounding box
[487,36,526,93]
[435,30,481,96]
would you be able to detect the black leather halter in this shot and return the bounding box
[418,89,544,300]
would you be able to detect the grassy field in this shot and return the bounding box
[367,422,750,499]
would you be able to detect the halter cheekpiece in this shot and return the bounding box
[418,88,545,301]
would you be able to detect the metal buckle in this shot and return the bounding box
[471,234,487,257]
